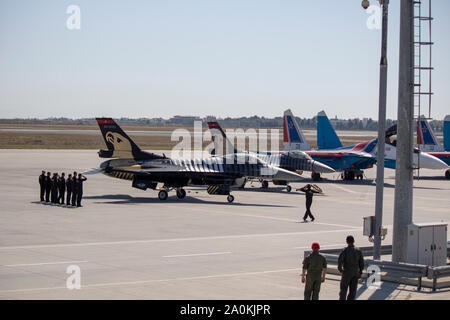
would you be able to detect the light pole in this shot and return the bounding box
[362,0,389,260]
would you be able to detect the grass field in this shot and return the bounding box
[0,119,383,150]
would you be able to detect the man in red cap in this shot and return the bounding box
[301,242,327,300]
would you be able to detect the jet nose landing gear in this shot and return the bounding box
[227,195,235,203]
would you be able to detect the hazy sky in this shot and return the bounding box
[1,0,449,120]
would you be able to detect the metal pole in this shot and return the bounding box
[392,0,414,263]
[373,0,389,260]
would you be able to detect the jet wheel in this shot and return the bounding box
[227,195,235,203]
[261,181,269,189]
[176,189,186,199]
[158,190,168,201]
[446,169,450,180]
[286,185,292,193]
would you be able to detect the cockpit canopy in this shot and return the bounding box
[286,150,313,161]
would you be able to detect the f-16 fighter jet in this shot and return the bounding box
[207,121,335,191]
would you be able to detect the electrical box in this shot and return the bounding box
[363,216,375,237]
[407,222,448,266]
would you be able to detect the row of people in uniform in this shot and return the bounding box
[38,171,87,207]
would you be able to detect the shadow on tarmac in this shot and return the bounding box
[31,201,78,209]
[83,194,295,207]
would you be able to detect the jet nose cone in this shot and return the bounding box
[312,161,335,173]
[417,152,449,170]
[263,166,302,182]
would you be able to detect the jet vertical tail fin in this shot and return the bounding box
[317,111,343,149]
[283,109,310,151]
[417,116,444,152]
[444,115,450,152]
[207,122,238,155]
[96,118,162,160]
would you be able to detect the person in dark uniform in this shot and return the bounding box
[76,173,87,207]
[298,184,320,222]
[338,235,365,300]
[58,173,66,205]
[39,170,46,201]
[301,242,327,300]
[45,172,52,202]
[71,172,78,206]
[66,173,73,205]
[51,173,59,204]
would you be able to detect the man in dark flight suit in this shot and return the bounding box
[299,184,320,222]
[76,173,87,207]
[71,172,78,206]
[45,172,52,202]
[58,173,66,205]
[51,173,59,204]
[301,242,327,300]
[338,235,365,300]
[39,171,46,201]
[66,173,73,205]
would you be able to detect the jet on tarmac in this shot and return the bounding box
[316,111,449,179]
[94,118,302,203]
[284,109,377,181]
[207,121,335,191]
[416,116,450,179]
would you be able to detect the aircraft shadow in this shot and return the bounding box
[83,194,295,208]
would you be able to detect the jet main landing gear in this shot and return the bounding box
[176,188,186,199]
[158,189,168,201]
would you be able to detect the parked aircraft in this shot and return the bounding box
[94,118,302,203]
[416,116,450,179]
[316,111,448,178]
[284,109,377,181]
[207,121,335,191]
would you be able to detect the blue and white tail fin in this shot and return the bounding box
[444,115,450,152]
[282,109,310,151]
[417,116,444,152]
[316,111,343,150]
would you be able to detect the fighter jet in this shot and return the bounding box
[94,118,302,203]
[316,111,449,179]
[284,109,377,181]
[207,121,335,191]
[416,116,450,179]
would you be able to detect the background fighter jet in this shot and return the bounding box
[416,116,450,179]
[283,109,377,181]
[95,118,302,203]
[207,121,334,191]
[316,111,449,179]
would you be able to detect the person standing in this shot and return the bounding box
[66,173,73,205]
[51,173,59,204]
[58,173,66,205]
[45,172,52,202]
[76,173,87,207]
[301,242,327,300]
[338,235,365,300]
[71,172,78,206]
[39,170,46,202]
[298,184,319,222]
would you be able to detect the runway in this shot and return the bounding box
[0,149,449,299]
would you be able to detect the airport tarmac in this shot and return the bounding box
[0,149,449,300]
